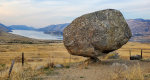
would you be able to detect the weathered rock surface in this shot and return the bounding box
[63,9,132,59]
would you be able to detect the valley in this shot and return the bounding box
[0,19,150,80]
[1,19,150,43]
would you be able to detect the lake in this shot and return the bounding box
[9,30,63,40]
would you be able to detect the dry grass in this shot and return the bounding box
[110,62,144,80]
[0,60,147,80]
[1,42,150,64]
[117,42,150,59]
[0,43,85,65]
[47,60,147,80]
[0,42,150,80]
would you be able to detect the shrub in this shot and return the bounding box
[0,64,6,71]
[110,63,144,80]
[105,52,120,59]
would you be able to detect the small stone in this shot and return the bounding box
[55,64,64,68]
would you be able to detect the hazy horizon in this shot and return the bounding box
[0,0,150,28]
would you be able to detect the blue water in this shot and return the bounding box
[10,30,63,40]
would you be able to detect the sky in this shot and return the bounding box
[0,0,150,28]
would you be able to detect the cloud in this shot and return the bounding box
[0,0,150,28]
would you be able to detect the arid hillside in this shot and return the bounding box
[0,31,40,44]
[127,19,150,42]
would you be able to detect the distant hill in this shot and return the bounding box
[9,25,36,30]
[0,23,11,32]
[0,23,41,44]
[39,23,69,32]
[127,19,150,42]
[3,18,150,43]
[38,23,69,35]
[0,31,39,44]
[127,18,150,36]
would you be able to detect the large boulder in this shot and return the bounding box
[63,9,132,60]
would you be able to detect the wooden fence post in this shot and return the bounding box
[129,49,131,60]
[8,60,15,78]
[22,52,24,66]
[141,49,143,59]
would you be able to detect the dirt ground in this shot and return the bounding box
[35,59,150,80]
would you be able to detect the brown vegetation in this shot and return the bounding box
[0,42,150,80]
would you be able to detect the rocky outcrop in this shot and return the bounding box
[63,9,132,61]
